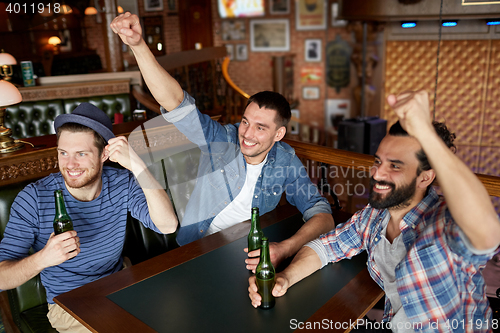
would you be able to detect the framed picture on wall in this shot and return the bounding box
[296,0,327,30]
[144,0,163,12]
[167,0,176,11]
[225,44,234,60]
[221,20,246,41]
[289,109,300,135]
[270,0,290,15]
[250,19,290,52]
[303,86,320,100]
[305,39,321,62]
[235,44,248,61]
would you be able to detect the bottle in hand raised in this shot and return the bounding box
[248,207,264,252]
[53,190,73,235]
[256,237,276,309]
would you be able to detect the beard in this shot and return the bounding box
[61,164,102,190]
[369,176,417,210]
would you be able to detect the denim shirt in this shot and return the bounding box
[161,91,331,245]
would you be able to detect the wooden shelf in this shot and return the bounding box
[18,79,131,102]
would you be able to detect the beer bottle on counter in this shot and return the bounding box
[256,237,276,310]
[247,207,264,252]
[53,190,73,235]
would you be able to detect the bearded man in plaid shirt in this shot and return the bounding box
[249,90,500,333]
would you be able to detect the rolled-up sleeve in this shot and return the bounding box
[304,238,329,269]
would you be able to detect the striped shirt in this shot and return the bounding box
[0,167,159,303]
[316,188,497,332]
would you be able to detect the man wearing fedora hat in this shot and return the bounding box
[0,102,178,332]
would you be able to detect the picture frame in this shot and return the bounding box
[144,0,163,12]
[305,39,321,62]
[250,19,290,52]
[303,86,320,100]
[167,0,176,11]
[221,20,246,41]
[225,44,234,60]
[289,109,300,135]
[296,0,327,31]
[235,44,248,61]
[270,0,290,15]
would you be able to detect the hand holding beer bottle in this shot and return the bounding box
[255,237,276,309]
[53,190,74,235]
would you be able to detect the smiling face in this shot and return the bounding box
[369,135,427,211]
[238,102,286,165]
[57,131,107,191]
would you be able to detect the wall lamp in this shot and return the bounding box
[486,19,500,26]
[0,50,16,83]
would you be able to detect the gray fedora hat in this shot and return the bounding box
[54,103,115,142]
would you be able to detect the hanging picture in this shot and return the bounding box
[221,20,246,41]
[144,0,163,12]
[250,19,290,52]
[235,44,248,61]
[296,0,327,31]
[300,66,322,84]
[303,86,320,100]
[305,39,321,62]
[225,44,234,60]
[270,0,290,14]
[289,109,300,135]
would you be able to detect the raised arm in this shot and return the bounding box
[110,12,183,111]
[387,91,500,250]
[107,136,178,234]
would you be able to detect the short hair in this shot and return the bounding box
[388,121,456,175]
[56,123,107,156]
[245,91,291,128]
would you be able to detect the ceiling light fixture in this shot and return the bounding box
[401,21,417,28]
[442,20,458,27]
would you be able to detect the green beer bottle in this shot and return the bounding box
[248,207,264,252]
[256,237,276,310]
[53,190,74,235]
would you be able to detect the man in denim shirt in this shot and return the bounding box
[111,13,335,270]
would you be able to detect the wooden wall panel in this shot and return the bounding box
[384,39,500,212]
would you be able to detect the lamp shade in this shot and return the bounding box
[0,52,16,65]
[85,6,98,15]
[61,4,73,14]
[48,36,62,46]
[0,80,22,107]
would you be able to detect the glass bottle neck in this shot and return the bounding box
[55,192,69,218]
[251,213,260,230]
[260,240,271,263]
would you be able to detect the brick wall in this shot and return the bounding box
[83,0,367,128]
[84,15,108,70]
[210,0,361,128]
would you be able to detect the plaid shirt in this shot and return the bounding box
[320,188,497,332]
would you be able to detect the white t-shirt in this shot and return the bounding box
[205,156,267,235]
